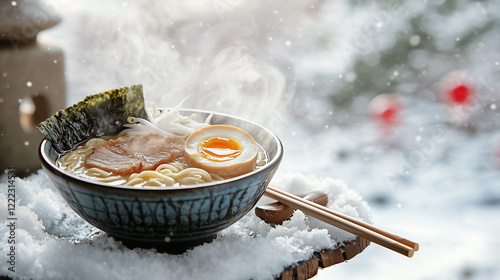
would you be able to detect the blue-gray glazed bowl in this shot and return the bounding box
[39,109,283,252]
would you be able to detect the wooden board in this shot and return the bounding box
[275,237,370,280]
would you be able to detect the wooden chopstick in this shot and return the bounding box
[264,186,418,258]
[269,186,419,251]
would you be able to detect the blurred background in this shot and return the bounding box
[1,0,500,279]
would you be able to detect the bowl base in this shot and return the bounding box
[111,234,217,254]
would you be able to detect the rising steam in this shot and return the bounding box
[42,0,333,132]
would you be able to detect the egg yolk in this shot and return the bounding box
[198,136,243,162]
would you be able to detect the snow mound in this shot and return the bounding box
[0,170,371,280]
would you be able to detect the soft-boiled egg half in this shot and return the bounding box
[184,125,259,177]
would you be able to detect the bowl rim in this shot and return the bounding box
[39,108,284,192]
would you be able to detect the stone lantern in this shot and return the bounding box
[0,0,66,176]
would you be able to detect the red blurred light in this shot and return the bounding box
[448,84,471,104]
[369,94,402,129]
[379,107,398,126]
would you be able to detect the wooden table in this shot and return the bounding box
[275,237,370,280]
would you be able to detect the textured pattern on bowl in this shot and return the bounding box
[39,109,283,247]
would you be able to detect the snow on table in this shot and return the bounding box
[0,171,372,280]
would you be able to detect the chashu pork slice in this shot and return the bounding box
[85,134,183,176]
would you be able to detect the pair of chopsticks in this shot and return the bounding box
[264,186,419,258]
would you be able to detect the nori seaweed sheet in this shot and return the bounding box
[37,84,147,153]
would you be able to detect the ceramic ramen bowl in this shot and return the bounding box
[39,109,283,252]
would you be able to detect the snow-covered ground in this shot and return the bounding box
[0,169,375,280]
[2,0,500,279]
